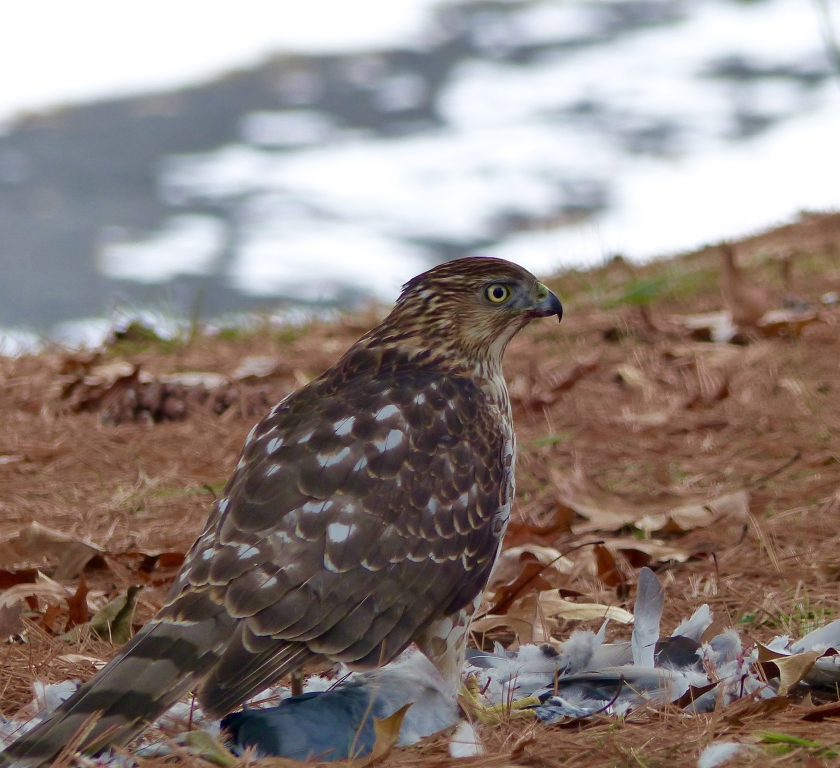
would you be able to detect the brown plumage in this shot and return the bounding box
[1,257,561,766]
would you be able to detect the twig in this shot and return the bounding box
[749,450,801,488]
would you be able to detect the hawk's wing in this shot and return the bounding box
[166,353,510,712]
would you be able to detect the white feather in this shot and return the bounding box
[632,567,664,667]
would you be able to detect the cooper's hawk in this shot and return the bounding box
[2,257,562,766]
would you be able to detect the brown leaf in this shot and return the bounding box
[0,568,39,589]
[802,701,840,722]
[762,650,823,697]
[554,469,749,536]
[345,703,411,767]
[42,604,63,633]
[470,614,538,645]
[537,592,634,623]
[593,544,624,588]
[487,560,554,615]
[490,545,572,589]
[65,573,90,630]
[0,575,72,611]
[505,503,576,546]
[0,521,102,581]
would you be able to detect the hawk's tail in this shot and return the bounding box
[1,605,235,768]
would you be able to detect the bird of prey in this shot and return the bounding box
[2,256,562,766]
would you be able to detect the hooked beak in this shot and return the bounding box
[532,283,563,322]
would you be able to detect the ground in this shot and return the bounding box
[2,212,840,767]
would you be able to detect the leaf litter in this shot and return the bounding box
[1,214,840,765]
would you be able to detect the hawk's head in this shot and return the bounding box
[371,257,562,368]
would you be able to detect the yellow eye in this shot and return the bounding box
[485,284,511,304]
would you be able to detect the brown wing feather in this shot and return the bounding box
[175,353,507,712]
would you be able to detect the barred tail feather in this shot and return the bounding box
[1,608,235,768]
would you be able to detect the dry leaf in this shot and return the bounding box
[637,492,749,536]
[470,614,539,645]
[489,545,573,588]
[42,603,63,633]
[554,469,749,536]
[65,573,90,630]
[537,592,634,624]
[487,560,554,615]
[593,544,624,588]
[64,584,142,644]
[802,701,840,722]
[0,573,71,610]
[504,504,576,546]
[0,522,102,581]
[343,703,412,767]
[762,650,823,697]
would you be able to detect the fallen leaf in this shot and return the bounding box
[593,544,625,588]
[538,592,634,624]
[42,604,63,633]
[504,503,576,546]
[345,703,412,767]
[487,560,554,615]
[723,697,790,726]
[489,545,573,588]
[554,469,749,536]
[64,585,142,644]
[470,614,539,645]
[65,573,90,630]
[0,573,72,610]
[802,701,840,722]
[762,650,823,697]
[0,522,102,580]
[637,492,749,536]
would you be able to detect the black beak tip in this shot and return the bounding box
[544,290,563,322]
[553,293,563,323]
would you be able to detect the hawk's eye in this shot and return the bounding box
[485,284,511,304]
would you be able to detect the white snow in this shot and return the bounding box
[99,215,227,283]
[0,0,450,123]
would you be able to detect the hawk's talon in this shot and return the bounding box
[459,675,539,724]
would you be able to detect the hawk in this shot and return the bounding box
[2,257,562,766]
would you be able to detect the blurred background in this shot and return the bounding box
[0,0,838,349]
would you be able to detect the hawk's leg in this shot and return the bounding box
[415,596,483,695]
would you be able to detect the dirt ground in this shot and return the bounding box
[2,212,840,767]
